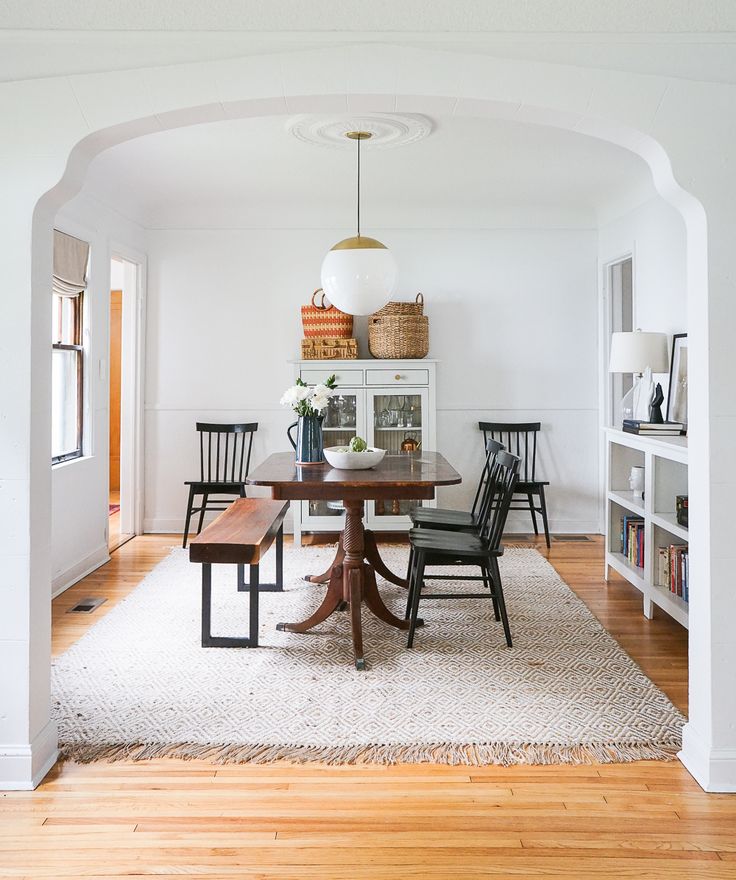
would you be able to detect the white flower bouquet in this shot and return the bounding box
[280,374,337,417]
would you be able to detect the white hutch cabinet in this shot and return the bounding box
[291,359,437,543]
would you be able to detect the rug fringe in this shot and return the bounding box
[58,739,681,767]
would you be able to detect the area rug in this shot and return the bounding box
[51,545,685,766]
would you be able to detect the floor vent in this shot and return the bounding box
[551,535,592,543]
[67,597,107,614]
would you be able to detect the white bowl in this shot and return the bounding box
[323,446,386,470]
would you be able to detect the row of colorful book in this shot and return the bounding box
[655,544,689,602]
[620,515,644,568]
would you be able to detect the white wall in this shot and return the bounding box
[599,195,687,337]
[144,224,600,534]
[51,197,145,595]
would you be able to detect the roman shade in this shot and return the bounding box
[53,230,89,296]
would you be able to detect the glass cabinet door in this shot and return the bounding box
[367,387,431,523]
[303,389,365,523]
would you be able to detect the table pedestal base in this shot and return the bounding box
[278,500,419,669]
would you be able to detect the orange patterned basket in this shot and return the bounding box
[301,289,354,338]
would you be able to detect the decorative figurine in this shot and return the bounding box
[648,382,665,423]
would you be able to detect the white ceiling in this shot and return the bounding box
[80,114,653,229]
[2,2,736,85]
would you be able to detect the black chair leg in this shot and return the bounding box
[481,562,501,621]
[404,545,415,619]
[407,552,426,648]
[538,486,551,549]
[489,556,512,647]
[196,493,209,536]
[528,493,538,535]
[183,486,196,548]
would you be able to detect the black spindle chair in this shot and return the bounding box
[182,422,258,548]
[479,421,551,548]
[405,450,520,648]
[409,438,504,532]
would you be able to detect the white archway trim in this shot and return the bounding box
[2,45,726,789]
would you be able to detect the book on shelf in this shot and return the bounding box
[655,543,689,602]
[622,420,685,436]
[620,514,645,568]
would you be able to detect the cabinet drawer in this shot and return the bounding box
[300,369,363,386]
[366,368,429,386]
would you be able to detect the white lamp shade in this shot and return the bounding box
[320,243,397,316]
[609,331,669,373]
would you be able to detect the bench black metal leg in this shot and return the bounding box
[249,564,259,648]
[237,526,284,593]
[202,562,259,648]
[275,526,283,589]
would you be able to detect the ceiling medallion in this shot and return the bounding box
[287,114,433,150]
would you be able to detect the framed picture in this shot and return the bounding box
[666,333,688,428]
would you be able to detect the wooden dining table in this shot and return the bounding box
[247,451,461,669]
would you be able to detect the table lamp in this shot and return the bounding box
[609,330,669,423]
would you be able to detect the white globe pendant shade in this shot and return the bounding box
[320,236,397,316]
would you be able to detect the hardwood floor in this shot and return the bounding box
[6,534,735,879]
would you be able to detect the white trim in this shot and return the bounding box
[680,723,736,792]
[110,244,147,538]
[52,543,110,598]
[0,720,58,791]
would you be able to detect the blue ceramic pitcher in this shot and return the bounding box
[287,415,324,464]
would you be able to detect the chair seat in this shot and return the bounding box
[411,507,476,526]
[515,480,549,491]
[185,480,246,493]
[410,528,503,558]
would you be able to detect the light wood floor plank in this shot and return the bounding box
[6,534,733,879]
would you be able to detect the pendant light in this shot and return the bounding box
[320,131,397,316]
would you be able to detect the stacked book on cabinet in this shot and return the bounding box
[655,544,689,602]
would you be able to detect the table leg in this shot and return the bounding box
[363,564,417,630]
[276,563,343,634]
[303,534,344,585]
[364,529,408,589]
[348,569,365,671]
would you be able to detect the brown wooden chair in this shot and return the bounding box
[182,422,257,548]
[479,421,550,548]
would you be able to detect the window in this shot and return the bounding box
[51,229,89,465]
[52,291,84,463]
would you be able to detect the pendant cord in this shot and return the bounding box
[356,134,361,238]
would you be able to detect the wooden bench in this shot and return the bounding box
[189,498,289,648]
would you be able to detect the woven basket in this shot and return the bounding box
[301,289,353,338]
[301,337,358,360]
[372,292,424,319]
[368,314,429,359]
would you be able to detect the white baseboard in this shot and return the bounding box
[144,515,296,535]
[52,544,110,598]
[0,720,58,791]
[680,723,736,792]
[144,517,598,536]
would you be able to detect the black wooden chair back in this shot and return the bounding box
[196,422,257,484]
[470,438,505,520]
[481,451,520,549]
[479,421,541,484]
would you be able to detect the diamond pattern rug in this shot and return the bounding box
[51,545,684,766]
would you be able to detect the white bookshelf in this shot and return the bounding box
[604,428,689,628]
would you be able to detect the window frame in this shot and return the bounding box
[52,291,85,465]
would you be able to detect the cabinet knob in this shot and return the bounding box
[394,374,402,381]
